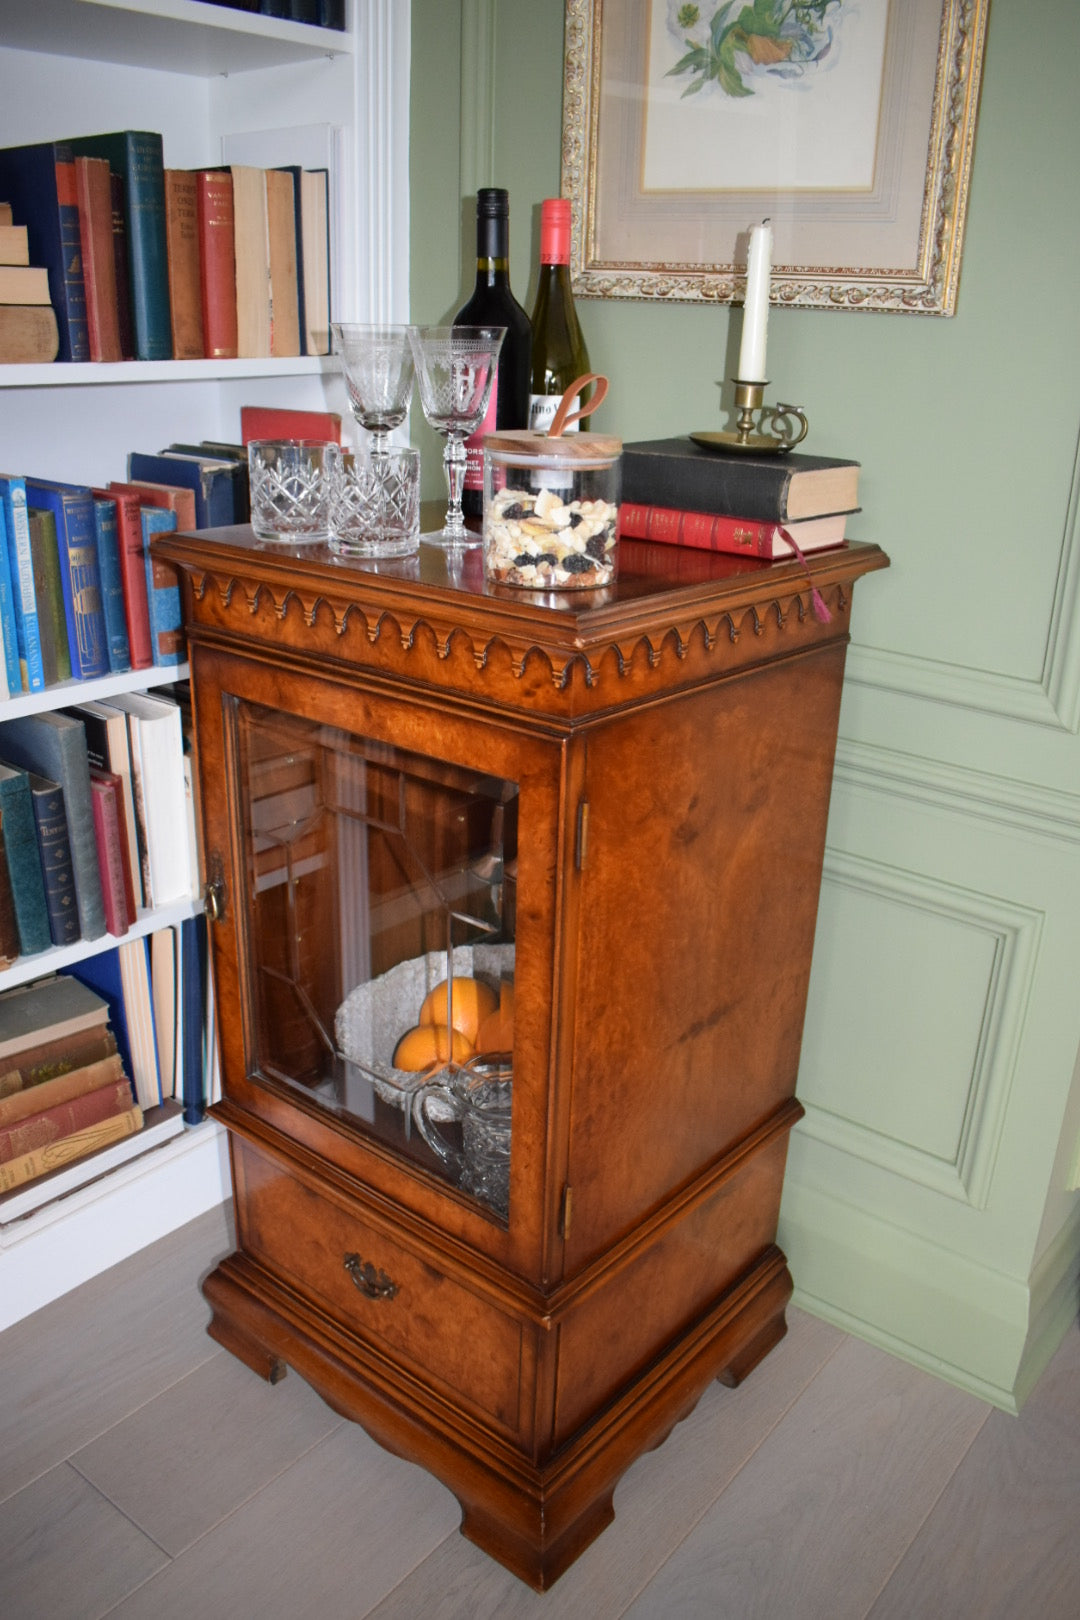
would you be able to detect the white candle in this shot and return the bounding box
[737,221,773,382]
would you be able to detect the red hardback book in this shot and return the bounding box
[0,1076,133,1163]
[91,486,152,669]
[89,768,136,936]
[163,169,205,360]
[618,502,852,558]
[240,404,342,444]
[195,169,238,360]
[109,477,196,535]
[74,156,123,362]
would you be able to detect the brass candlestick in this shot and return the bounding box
[691,381,809,456]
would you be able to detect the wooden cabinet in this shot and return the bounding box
[159,521,887,1589]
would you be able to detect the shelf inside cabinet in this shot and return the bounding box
[0,0,351,77]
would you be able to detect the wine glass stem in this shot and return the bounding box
[442,434,468,540]
[369,430,389,462]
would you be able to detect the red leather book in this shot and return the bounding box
[74,156,123,361]
[195,169,238,359]
[90,769,136,937]
[91,486,152,669]
[0,1076,133,1163]
[618,502,851,558]
[240,404,342,444]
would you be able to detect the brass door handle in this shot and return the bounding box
[344,1253,399,1300]
[203,878,226,922]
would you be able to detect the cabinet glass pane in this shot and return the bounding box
[235,699,518,1222]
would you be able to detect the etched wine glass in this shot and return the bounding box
[331,323,415,462]
[407,324,505,547]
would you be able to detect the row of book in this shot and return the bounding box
[0,690,197,966]
[0,132,331,365]
[0,921,216,1206]
[206,1,345,25]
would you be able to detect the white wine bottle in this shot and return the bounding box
[529,198,590,433]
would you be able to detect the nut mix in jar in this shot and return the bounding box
[482,430,621,589]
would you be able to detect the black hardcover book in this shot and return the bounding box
[27,772,80,948]
[620,437,861,523]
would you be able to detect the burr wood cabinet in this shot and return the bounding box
[157,519,887,1590]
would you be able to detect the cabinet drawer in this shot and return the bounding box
[233,1139,526,1437]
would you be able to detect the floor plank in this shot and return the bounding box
[867,1326,1080,1620]
[0,1463,167,1620]
[620,1334,990,1620]
[104,1422,462,1619]
[72,1350,344,1556]
[0,1204,232,1505]
[367,1309,847,1619]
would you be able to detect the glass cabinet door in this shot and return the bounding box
[233,697,519,1223]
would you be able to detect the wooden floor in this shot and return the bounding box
[1,1204,1078,1619]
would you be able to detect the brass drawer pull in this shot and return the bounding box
[344,1253,399,1300]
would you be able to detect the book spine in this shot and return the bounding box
[0,501,22,693]
[0,1051,125,1126]
[0,478,45,692]
[27,508,70,685]
[140,510,183,666]
[181,914,206,1124]
[91,499,132,672]
[51,155,91,362]
[164,170,205,360]
[0,1104,142,1191]
[90,775,131,937]
[48,488,110,679]
[0,828,19,968]
[620,448,800,522]
[619,503,777,556]
[0,1079,133,1163]
[110,169,135,360]
[0,777,51,957]
[123,133,173,361]
[106,491,153,669]
[0,1027,117,1100]
[195,170,238,360]
[74,156,123,363]
[29,776,80,948]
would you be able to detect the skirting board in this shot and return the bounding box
[779,1181,1080,1413]
[0,1121,232,1331]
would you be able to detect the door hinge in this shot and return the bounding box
[559,1183,573,1238]
[574,800,589,870]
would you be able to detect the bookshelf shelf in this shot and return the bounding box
[0,357,339,391]
[0,895,203,992]
[0,0,350,78]
[0,661,189,720]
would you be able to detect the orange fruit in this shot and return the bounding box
[475,982,515,1055]
[393,1023,476,1072]
[418,977,497,1044]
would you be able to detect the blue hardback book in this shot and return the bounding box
[26,770,80,948]
[139,506,182,666]
[180,913,206,1125]
[65,132,171,362]
[0,140,90,362]
[127,451,237,530]
[0,711,107,942]
[0,505,22,695]
[91,497,132,673]
[62,947,135,1104]
[24,479,109,680]
[0,762,51,958]
[0,474,45,694]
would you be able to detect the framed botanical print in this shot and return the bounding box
[561,0,989,313]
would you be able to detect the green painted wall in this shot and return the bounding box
[410,0,1080,1409]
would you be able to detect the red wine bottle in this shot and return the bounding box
[529,198,590,433]
[454,188,532,520]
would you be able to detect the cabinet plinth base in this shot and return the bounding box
[201,1246,793,1590]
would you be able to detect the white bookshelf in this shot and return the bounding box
[0,0,410,1326]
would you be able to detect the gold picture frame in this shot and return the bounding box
[562,0,989,314]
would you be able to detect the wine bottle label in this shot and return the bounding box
[529,393,581,433]
[464,363,500,490]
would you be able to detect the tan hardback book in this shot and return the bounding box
[0,224,29,265]
[0,264,50,305]
[0,1050,124,1126]
[0,1104,143,1193]
[265,167,300,358]
[230,165,271,359]
[164,169,205,360]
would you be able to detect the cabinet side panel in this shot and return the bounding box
[565,642,848,1268]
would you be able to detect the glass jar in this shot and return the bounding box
[482,430,621,589]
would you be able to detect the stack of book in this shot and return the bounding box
[0,972,144,1195]
[0,202,59,364]
[0,132,331,365]
[619,437,862,560]
[0,689,198,967]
